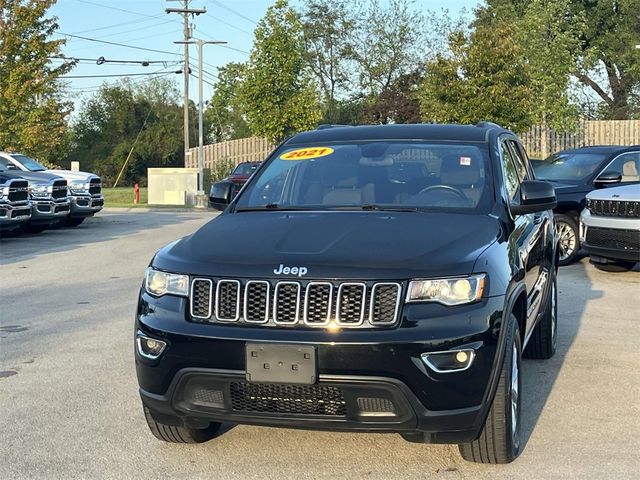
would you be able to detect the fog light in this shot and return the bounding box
[421,349,475,373]
[136,335,167,359]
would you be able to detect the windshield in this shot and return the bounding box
[534,153,605,182]
[233,163,259,175]
[235,141,492,212]
[11,154,47,171]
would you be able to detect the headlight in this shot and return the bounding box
[0,186,8,199]
[144,268,189,297]
[406,274,486,306]
[29,184,49,197]
[69,181,89,193]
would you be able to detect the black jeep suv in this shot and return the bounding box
[136,123,559,464]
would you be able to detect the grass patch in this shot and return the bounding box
[103,187,148,207]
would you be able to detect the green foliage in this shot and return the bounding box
[209,158,237,183]
[0,0,74,162]
[344,0,426,97]
[240,0,322,142]
[68,78,186,186]
[419,15,533,132]
[205,62,251,142]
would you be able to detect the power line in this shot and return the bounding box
[56,32,179,56]
[49,56,180,66]
[206,12,253,36]
[75,0,180,23]
[209,0,258,25]
[72,16,166,35]
[60,71,181,79]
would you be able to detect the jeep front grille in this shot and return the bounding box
[52,180,67,199]
[7,179,29,202]
[588,199,640,218]
[189,278,403,328]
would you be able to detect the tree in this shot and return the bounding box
[486,0,640,120]
[344,0,426,97]
[205,62,251,143]
[241,0,322,142]
[300,0,354,118]
[364,70,423,124]
[0,0,75,162]
[419,14,533,132]
[68,78,189,186]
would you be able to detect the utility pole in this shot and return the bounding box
[165,1,206,166]
[175,39,227,205]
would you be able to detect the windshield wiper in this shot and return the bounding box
[331,204,420,212]
[235,203,315,212]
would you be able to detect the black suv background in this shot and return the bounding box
[136,123,558,464]
[533,145,640,265]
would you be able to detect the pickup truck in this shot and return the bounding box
[0,165,31,234]
[136,122,559,464]
[0,152,103,226]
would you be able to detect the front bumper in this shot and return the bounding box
[69,194,104,217]
[136,293,506,442]
[30,198,71,224]
[0,201,32,229]
[580,210,640,262]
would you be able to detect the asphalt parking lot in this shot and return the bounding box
[1,210,639,479]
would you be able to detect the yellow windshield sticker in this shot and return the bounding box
[280,147,334,160]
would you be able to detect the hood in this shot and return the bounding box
[4,170,66,184]
[586,184,640,201]
[545,180,591,196]
[152,211,501,280]
[0,170,29,183]
[46,169,98,181]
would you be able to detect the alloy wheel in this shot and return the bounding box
[556,221,576,262]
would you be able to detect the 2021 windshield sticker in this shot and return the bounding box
[280,147,334,160]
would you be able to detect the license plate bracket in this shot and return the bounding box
[245,343,317,384]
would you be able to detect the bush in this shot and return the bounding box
[206,158,237,190]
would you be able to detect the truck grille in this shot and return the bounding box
[230,382,347,416]
[586,227,640,252]
[89,178,102,196]
[7,179,28,202]
[189,278,403,328]
[51,180,67,199]
[588,199,640,218]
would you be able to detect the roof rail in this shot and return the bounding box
[316,124,351,130]
[475,121,503,129]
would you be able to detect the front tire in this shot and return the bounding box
[555,214,579,266]
[524,270,557,359]
[143,406,223,443]
[459,317,522,464]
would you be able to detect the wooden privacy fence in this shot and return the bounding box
[520,120,640,159]
[185,136,274,170]
[187,121,640,169]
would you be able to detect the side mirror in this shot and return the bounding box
[209,181,233,211]
[510,180,557,215]
[593,170,621,187]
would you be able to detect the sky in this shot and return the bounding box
[48,0,481,109]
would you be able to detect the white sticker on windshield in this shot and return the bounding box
[460,156,471,166]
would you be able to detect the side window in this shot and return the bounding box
[499,141,521,202]
[507,140,529,181]
[604,152,640,183]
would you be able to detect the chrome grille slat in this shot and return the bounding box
[369,283,401,324]
[273,282,301,324]
[591,199,640,218]
[190,278,213,319]
[216,280,241,321]
[336,283,366,326]
[304,282,333,325]
[244,281,270,323]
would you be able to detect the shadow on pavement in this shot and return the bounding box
[519,259,603,450]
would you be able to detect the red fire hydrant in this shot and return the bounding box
[134,183,140,204]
